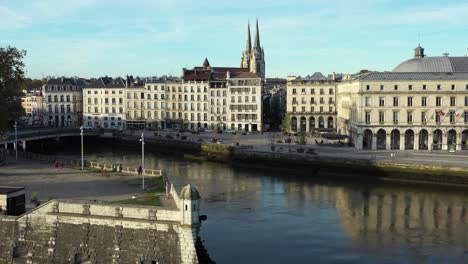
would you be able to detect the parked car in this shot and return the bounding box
[296,148,305,153]
[305,148,317,155]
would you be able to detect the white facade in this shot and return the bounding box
[286,75,337,132]
[83,77,127,129]
[42,78,84,127]
[337,74,468,150]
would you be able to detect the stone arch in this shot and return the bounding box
[363,129,373,150]
[462,130,468,150]
[309,117,315,132]
[390,129,400,150]
[447,129,457,148]
[291,116,297,132]
[318,116,324,128]
[376,129,386,150]
[404,129,415,150]
[419,129,429,150]
[300,116,307,132]
[433,129,443,150]
[327,116,334,128]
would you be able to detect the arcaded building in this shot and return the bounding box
[286,73,337,132]
[337,45,468,150]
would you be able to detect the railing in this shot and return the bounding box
[18,152,163,177]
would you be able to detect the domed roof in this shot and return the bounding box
[180,184,201,200]
[393,56,468,73]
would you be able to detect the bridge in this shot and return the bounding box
[0,128,101,151]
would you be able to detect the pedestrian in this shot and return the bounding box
[138,165,142,175]
[54,160,58,170]
[60,161,64,169]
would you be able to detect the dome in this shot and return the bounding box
[180,184,201,200]
[393,45,468,73]
[393,56,468,73]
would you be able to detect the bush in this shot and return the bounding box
[31,192,40,206]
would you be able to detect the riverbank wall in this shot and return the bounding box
[26,136,468,186]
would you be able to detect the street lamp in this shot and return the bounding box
[80,126,84,170]
[14,121,18,160]
[140,132,145,190]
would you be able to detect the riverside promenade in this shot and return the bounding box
[0,157,161,210]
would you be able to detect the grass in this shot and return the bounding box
[112,192,161,206]
[113,177,165,206]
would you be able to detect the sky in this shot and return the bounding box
[1,0,468,79]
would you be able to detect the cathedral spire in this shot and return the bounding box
[245,20,251,53]
[253,18,260,49]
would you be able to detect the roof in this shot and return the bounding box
[353,72,468,81]
[180,184,201,200]
[0,186,24,195]
[230,72,260,79]
[393,56,468,73]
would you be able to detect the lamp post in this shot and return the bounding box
[80,126,84,170]
[14,121,18,160]
[140,132,145,190]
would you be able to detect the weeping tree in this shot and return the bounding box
[0,46,26,130]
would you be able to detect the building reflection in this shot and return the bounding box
[336,186,468,248]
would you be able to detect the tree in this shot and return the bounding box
[281,113,291,133]
[0,46,26,129]
[296,130,307,145]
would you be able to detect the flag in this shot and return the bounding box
[456,112,461,118]
[439,111,446,117]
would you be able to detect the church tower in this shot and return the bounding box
[241,21,252,69]
[249,19,265,79]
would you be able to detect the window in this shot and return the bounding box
[436,112,441,123]
[449,111,455,123]
[465,96,468,106]
[320,89,324,95]
[421,96,427,106]
[310,88,315,94]
[379,111,385,123]
[450,96,456,106]
[394,85,398,90]
[292,88,297,95]
[407,96,413,107]
[380,85,384,91]
[451,85,455,90]
[301,88,306,94]
[319,106,323,113]
[329,88,333,94]
[436,96,442,106]
[393,97,399,107]
[379,96,385,106]
[393,111,399,124]
[422,84,427,90]
[366,85,370,91]
[421,111,427,123]
[465,111,468,123]
[437,84,441,90]
[408,85,412,90]
[365,111,371,124]
[407,111,413,123]
[365,96,371,107]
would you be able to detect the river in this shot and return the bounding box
[45,144,468,264]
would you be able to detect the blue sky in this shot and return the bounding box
[1,0,468,79]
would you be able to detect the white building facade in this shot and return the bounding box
[336,46,468,151]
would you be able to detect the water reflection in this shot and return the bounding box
[79,151,468,263]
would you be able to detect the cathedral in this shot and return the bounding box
[241,19,265,79]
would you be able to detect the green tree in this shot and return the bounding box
[296,130,307,145]
[0,46,26,129]
[281,113,291,133]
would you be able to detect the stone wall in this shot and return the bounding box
[0,186,200,263]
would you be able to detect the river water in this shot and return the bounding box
[51,146,468,264]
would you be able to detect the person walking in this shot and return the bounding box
[138,165,142,175]
[54,160,59,170]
